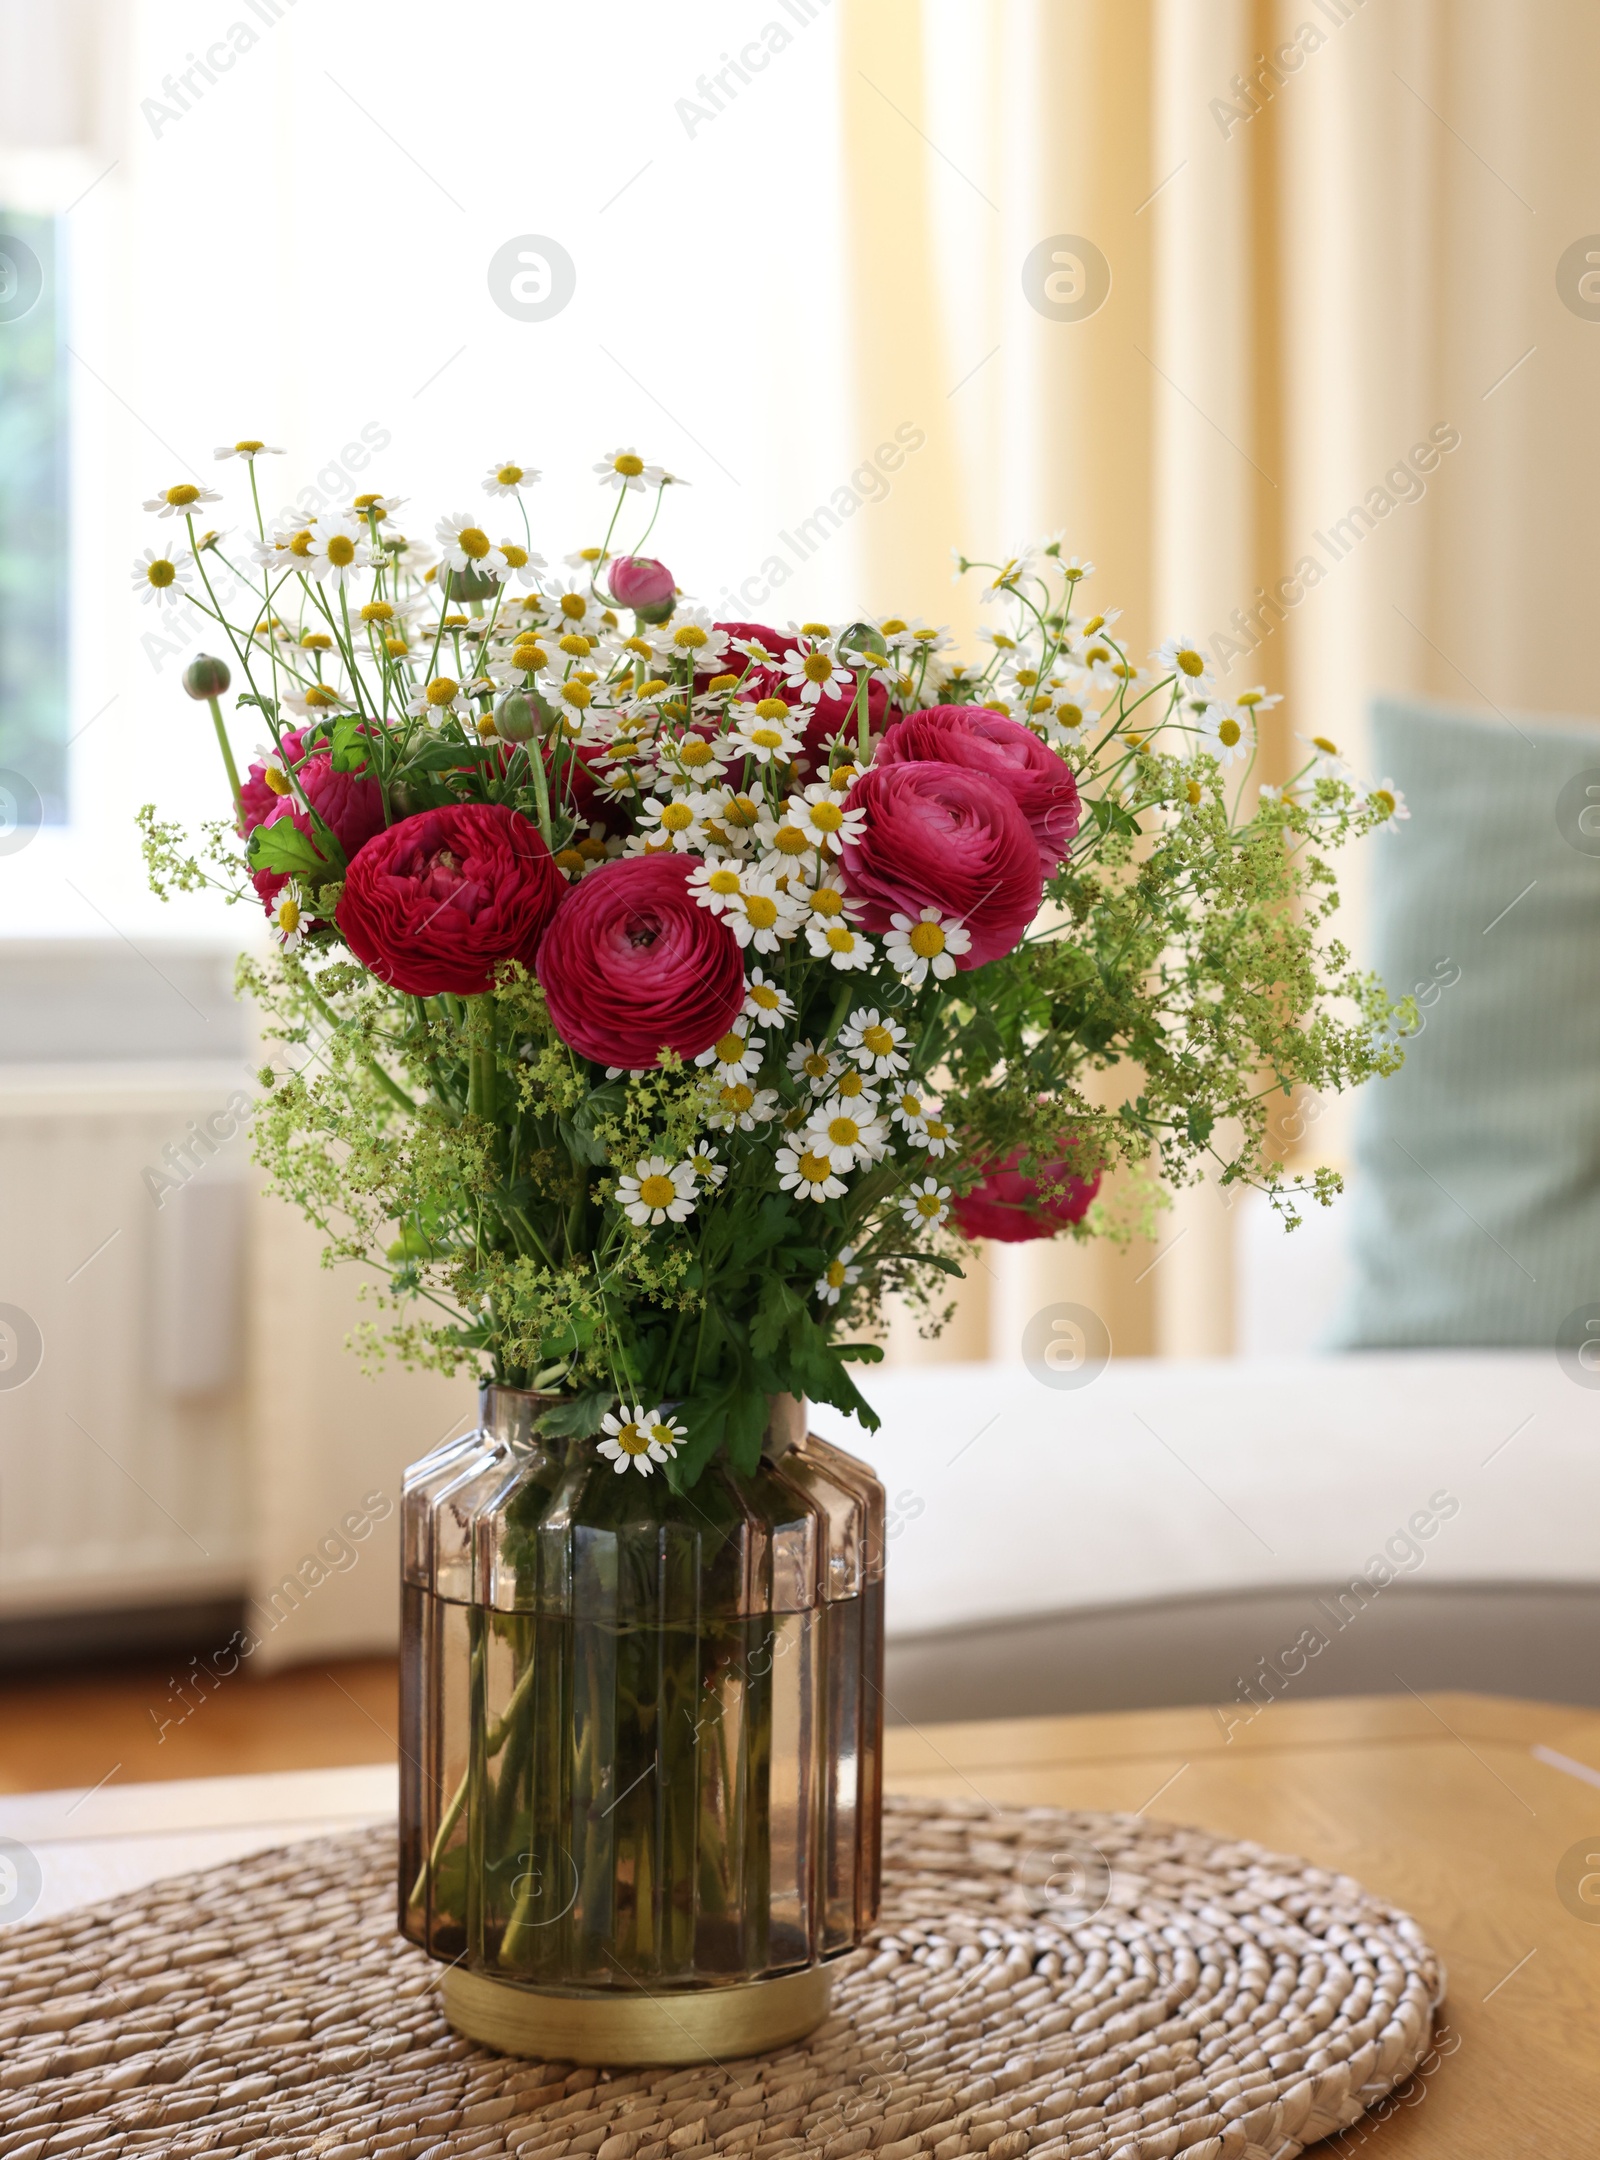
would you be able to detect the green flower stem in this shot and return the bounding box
[286,957,419,1118]
[206,696,245,827]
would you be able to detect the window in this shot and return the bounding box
[0,212,68,828]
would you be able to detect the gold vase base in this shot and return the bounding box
[441,1962,834,2067]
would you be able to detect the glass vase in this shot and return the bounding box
[398,1387,885,2065]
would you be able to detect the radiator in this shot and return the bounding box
[0,1064,257,1619]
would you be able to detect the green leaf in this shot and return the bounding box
[533,1385,614,1442]
[329,714,370,775]
[1185,1105,1214,1146]
[247,818,342,882]
[724,1389,768,1477]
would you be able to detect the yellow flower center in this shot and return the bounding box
[325,535,356,567]
[827,1115,861,1149]
[579,836,606,861]
[1056,702,1083,726]
[562,682,592,708]
[513,642,546,670]
[661,801,694,832]
[1030,694,1054,715]
[1217,718,1242,747]
[497,464,524,485]
[750,984,781,1010]
[899,1092,923,1117]
[861,1024,894,1057]
[1313,735,1339,756]
[352,492,383,511]
[744,894,779,929]
[811,888,845,918]
[301,631,332,650]
[303,686,337,708]
[826,1259,848,1288]
[801,621,830,637]
[277,899,300,932]
[648,1421,677,1451]
[808,801,844,832]
[909,922,946,958]
[802,652,833,683]
[425,678,459,706]
[714,1031,746,1063]
[361,601,393,622]
[561,594,587,619]
[554,848,586,874]
[288,530,314,557]
[1373,789,1395,816]
[835,1070,866,1098]
[926,1119,951,1142]
[263,767,291,795]
[165,484,201,507]
[678,739,714,767]
[477,714,498,738]
[916,1192,943,1218]
[559,633,593,656]
[825,926,855,952]
[769,825,806,856]
[672,624,708,650]
[1176,647,1205,677]
[615,1420,651,1456]
[722,1083,755,1113]
[614,453,645,477]
[456,527,491,560]
[881,618,907,635]
[753,698,789,721]
[234,440,265,455]
[798,1150,834,1184]
[638,1174,675,1209]
[708,672,740,692]
[751,726,784,751]
[385,637,409,657]
[1186,780,1203,806]
[708,868,742,896]
[502,543,528,569]
[723,794,760,827]
[146,558,176,588]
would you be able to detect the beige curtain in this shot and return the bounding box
[840,0,1599,1365]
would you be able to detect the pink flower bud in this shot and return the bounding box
[607,555,676,621]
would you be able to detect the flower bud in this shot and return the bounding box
[838,621,888,663]
[183,652,232,700]
[439,563,501,605]
[494,691,542,742]
[607,555,676,623]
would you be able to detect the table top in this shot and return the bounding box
[4,1692,1597,2156]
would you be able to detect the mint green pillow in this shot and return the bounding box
[1330,695,1600,1347]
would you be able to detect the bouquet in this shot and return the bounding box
[138,442,1405,1482]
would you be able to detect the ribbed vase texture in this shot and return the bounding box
[398,1388,885,1991]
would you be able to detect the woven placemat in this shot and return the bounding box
[0,1794,1444,2160]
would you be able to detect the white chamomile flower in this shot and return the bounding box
[269,880,308,950]
[308,515,376,589]
[776,1141,847,1203]
[142,481,223,518]
[1369,779,1410,829]
[616,1154,697,1227]
[883,908,970,987]
[598,1403,683,1476]
[805,919,874,971]
[688,859,747,919]
[920,1114,957,1160]
[901,1177,952,1231]
[694,1024,763,1084]
[788,1038,839,1094]
[1299,732,1347,781]
[686,1141,726,1189]
[564,545,610,574]
[435,512,510,583]
[727,700,804,766]
[807,1099,889,1171]
[653,609,729,674]
[1155,635,1213,687]
[839,1009,909,1078]
[656,730,730,788]
[595,447,667,493]
[483,459,541,496]
[282,682,350,722]
[1198,702,1253,770]
[781,637,854,707]
[131,546,192,607]
[815,1247,860,1306]
[1045,698,1091,751]
[408,675,467,719]
[889,1084,931,1135]
[704,1081,779,1132]
[213,440,284,462]
[724,871,803,955]
[251,522,317,571]
[634,794,704,852]
[829,1066,880,1114]
[743,969,795,1030]
[782,781,865,857]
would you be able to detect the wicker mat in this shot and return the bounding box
[0,1795,1444,2160]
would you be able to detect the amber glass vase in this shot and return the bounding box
[398,1387,885,2064]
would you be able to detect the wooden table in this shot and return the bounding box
[5,1692,1596,2154]
[887,1691,1600,2156]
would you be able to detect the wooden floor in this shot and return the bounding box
[0,1657,401,1794]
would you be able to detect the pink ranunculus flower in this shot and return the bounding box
[242,726,385,913]
[536,854,745,1070]
[951,1146,1102,1244]
[875,705,1082,872]
[335,802,565,997]
[839,761,1043,968]
[607,555,676,614]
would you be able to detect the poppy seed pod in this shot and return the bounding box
[183,652,232,700]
